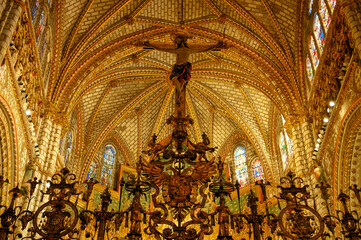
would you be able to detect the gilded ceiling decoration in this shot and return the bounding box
[47,0,306,181]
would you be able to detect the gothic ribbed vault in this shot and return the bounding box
[48,0,307,182]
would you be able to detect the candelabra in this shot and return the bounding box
[0,164,360,239]
[1,83,361,240]
[121,160,151,240]
[322,185,361,240]
[208,158,238,239]
[141,111,218,239]
[275,172,325,240]
[0,168,81,240]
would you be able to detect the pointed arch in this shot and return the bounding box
[101,145,116,188]
[0,96,18,204]
[306,0,337,84]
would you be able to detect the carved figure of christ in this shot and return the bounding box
[143,36,223,100]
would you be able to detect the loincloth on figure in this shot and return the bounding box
[169,62,192,85]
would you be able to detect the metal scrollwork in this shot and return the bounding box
[278,205,324,240]
[0,168,84,240]
[25,168,81,239]
[31,200,78,239]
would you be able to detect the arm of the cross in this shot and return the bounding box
[194,41,225,53]
[140,41,177,53]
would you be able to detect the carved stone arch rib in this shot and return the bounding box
[0,97,18,204]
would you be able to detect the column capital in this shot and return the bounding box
[42,101,69,129]
[284,109,311,136]
[12,0,26,10]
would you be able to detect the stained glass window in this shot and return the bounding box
[36,10,46,43]
[87,161,97,180]
[314,14,325,53]
[279,116,293,170]
[31,0,39,20]
[252,159,265,182]
[309,37,319,69]
[327,0,336,13]
[64,132,72,165]
[306,0,335,88]
[321,0,331,30]
[234,146,248,187]
[279,133,288,170]
[101,145,115,187]
[306,56,314,83]
[309,0,313,14]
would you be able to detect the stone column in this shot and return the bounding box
[342,1,361,57]
[286,120,306,176]
[31,106,67,210]
[286,115,328,215]
[0,0,26,62]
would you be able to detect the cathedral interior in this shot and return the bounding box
[0,0,361,239]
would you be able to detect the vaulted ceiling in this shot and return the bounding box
[49,0,307,182]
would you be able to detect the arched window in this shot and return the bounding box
[64,132,72,165]
[307,0,337,84]
[306,56,314,83]
[86,161,97,180]
[279,117,293,170]
[101,145,116,187]
[252,159,265,182]
[313,14,325,53]
[234,146,248,187]
[36,10,46,43]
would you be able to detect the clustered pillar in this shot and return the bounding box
[31,115,63,210]
[286,115,328,216]
[343,1,361,58]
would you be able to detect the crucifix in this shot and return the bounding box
[142,36,224,116]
